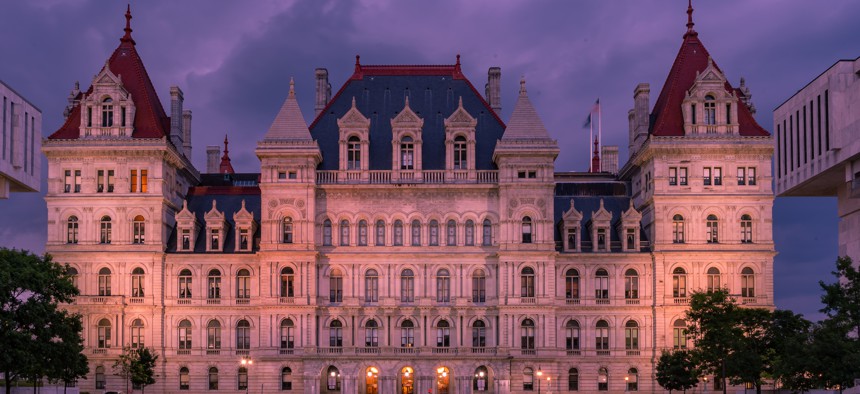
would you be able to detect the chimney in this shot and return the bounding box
[206,145,220,174]
[485,67,501,114]
[633,83,650,152]
[601,145,619,174]
[315,68,331,116]
[627,109,636,158]
[182,110,193,159]
[169,86,184,149]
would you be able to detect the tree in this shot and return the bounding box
[130,347,158,393]
[808,319,860,393]
[656,349,699,393]
[685,289,740,393]
[726,307,772,394]
[769,310,814,393]
[819,256,860,337]
[0,248,87,394]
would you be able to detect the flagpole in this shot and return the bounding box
[598,99,602,166]
[589,116,593,171]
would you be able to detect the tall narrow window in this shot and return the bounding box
[329,320,343,347]
[411,220,421,246]
[179,367,190,390]
[446,220,457,246]
[207,269,221,299]
[472,320,486,348]
[704,94,716,125]
[238,367,248,391]
[673,267,687,298]
[66,267,79,290]
[330,269,344,303]
[672,214,685,243]
[521,216,533,244]
[178,320,192,350]
[714,167,722,185]
[741,214,753,243]
[748,167,757,186]
[669,167,678,186]
[400,320,415,347]
[375,220,385,246]
[474,366,489,391]
[98,267,112,296]
[132,215,146,244]
[706,214,719,243]
[436,320,450,347]
[178,269,192,298]
[280,319,295,350]
[131,267,145,297]
[97,318,112,348]
[465,220,475,246]
[67,216,79,244]
[208,367,219,390]
[737,167,746,186]
[565,320,580,350]
[358,220,368,246]
[627,368,639,392]
[347,136,361,170]
[400,269,414,302]
[565,269,580,300]
[596,228,607,250]
[520,319,535,351]
[339,220,350,246]
[364,269,379,303]
[482,219,492,246]
[625,320,639,350]
[595,320,609,351]
[429,220,439,246]
[282,217,293,243]
[239,228,250,250]
[436,269,450,302]
[453,136,467,169]
[121,106,127,127]
[523,368,534,391]
[181,229,191,250]
[281,367,292,391]
[624,269,639,299]
[472,269,486,303]
[568,368,579,391]
[673,319,687,349]
[520,267,535,298]
[101,98,114,127]
[327,366,341,391]
[691,103,697,125]
[706,267,721,292]
[703,167,712,186]
[280,267,295,298]
[726,103,732,125]
[567,227,578,251]
[130,319,144,348]
[209,228,219,250]
[400,136,414,170]
[679,167,688,185]
[595,269,609,300]
[96,367,105,389]
[323,219,332,246]
[626,228,636,250]
[236,320,250,350]
[741,267,756,298]
[236,269,250,299]
[99,216,112,244]
[365,319,379,347]
[393,220,403,246]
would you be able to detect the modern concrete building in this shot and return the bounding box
[0,79,41,199]
[44,4,773,394]
[774,56,860,260]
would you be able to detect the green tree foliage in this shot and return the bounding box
[0,248,87,394]
[820,256,860,337]
[656,349,699,393]
[816,256,860,392]
[685,289,740,390]
[130,347,158,393]
[769,310,815,393]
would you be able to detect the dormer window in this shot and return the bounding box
[181,229,191,250]
[704,95,716,125]
[210,229,220,250]
[347,136,361,170]
[175,200,199,252]
[400,136,414,170]
[337,98,371,171]
[79,64,135,138]
[596,228,606,250]
[445,97,477,171]
[453,136,467,169]
[204,200,226,252]
[101,98,114,127]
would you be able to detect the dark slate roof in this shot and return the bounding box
[199,173,260,187]
[166,185,261,253]
[309,61,506,170]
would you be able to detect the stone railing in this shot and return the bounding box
[316,170,498,185]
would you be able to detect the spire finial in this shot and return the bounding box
[219,134,235,174]
[404,95,410,108]
[354,55,361,74]
[289,77,295,98]
[519,76,527,95]
[685,0,697,37]
[456,54,461,66]
[121,4,135,44]
[223,134,229,155]
[590,136,601,172]
[458,96,463,108]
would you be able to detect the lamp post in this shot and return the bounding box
[536,367,543,394]
[704,376,709,392]
[240,356,253,394]
[547,376,552,394]
[625,376,629,392]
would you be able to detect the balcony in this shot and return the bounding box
[672,297,689,305]
[279,297,295,305]
[206,299,221,305]
[235,349,249,356]
[596,350,611,356]
[356,347,381,355]
[519,297,537,304]
[128,297,145,304]
[565,298,581,305]
[520,349,537,356]
[626,350,641,356]
[432,347,457,355]
[566,350,581,356]
[393,347,417,355]
[595,298,610,305]
[236,298,250,305]
[317,347,344,355]
[470,347,497,355]
[177,299,192,305]
[625,299,641,305]
[316,170,498,185]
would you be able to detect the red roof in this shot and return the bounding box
[48,8,170,140]
[649,24,769,137]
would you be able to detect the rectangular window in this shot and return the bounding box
[518,171,526,179]
[23,113,27,173]
[121,106,126,127]
[803,106,808,164]
[796,110,801,167]
[713,167,722,186]
[679,167,687,186]
[278,171,287,180]
[87,107,92,128]
[210,229,219,250]
[141,169,148,193]
[825,89,830,151]
[74,170,81,192]
[596,228,606,251]
[239,228,250,250]
[181,229,191,251]
[726,103,731,125]
[131,170,138,192]
[789,115,794,171]
[289,171,297,179]
[737,167,746,186]
[626,228,636,250]
[566,228,577,251]
[2,96,6,161]
[818,95,822,155]
[668,167,677,186]
[528,171,536,178]
[691,104,696,124]
[64,170,72,193]
[748,168,756,186]
[703,167,711,186]
[776,124,781,176]
[810,99,815,158]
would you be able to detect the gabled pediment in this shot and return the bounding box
[390,96,424,128]
[337,97,370,129]
[591,199,613,223]
[176,200,198,223]
[621,199,642,223]
[562,199,583,222]
[204,200,225,223]
[233,199,255,224]
[444,97,477,128]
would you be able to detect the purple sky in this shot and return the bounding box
[1,0,857,321]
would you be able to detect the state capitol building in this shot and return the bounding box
[42,4,775,393]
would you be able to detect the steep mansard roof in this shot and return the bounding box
[308,57,506,170]
[264,78,313,141]
[649,6,769,137]
[48,7,170,140]
[501,79,552,141]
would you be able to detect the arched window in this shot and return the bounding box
[207,269,221,299]
[706,214,719,243]
[568,368,579,391]
[208,367,219,390]
[595,320,609,351]
[741,267,756,298]
[465,219,475,246]
[339,220,350,246]
[673,267,687,298]
[741,214,753,243]
[483,219,493,245]
[280,319,294,350]
[429,220,439,246]
[521,319,535,350]
[179,269,192,299]
[101,97,113,127]
[523,368,534,391]
[472,320,486,348]
[130,318,144,348]
[358,220,368,246]
[673,319,687,349]
[178,320,192,350]
[595,268,609,300]
[436,319,450,347]
[366,366,379,394]
[707,267,721,292]
[454,136,467,169]
[99,216,112,244]
[565,320,580,350]
[66,216,79,244]
[207,320,221,350]
[179,367,190,390]
[132,215,145,244]
[66,266,79,290]
[473,365,488,391]
[472,269,486,303]
[98,267,112,296]
[365,319,379,347]
[281,367,292,391]
[446,220,457,246]
[327,366,341,391]
[375,220,385,246]
[436,269,451,302]
[95,366,106,389]
[238,367,248,391]
[97,318,111,348]
[347,136,361,170]
[236,269,250,299]
[282,217,293,244]
[329,269,343,303]
[400,319,415,347]
[411,220,421,246]
[672,214,685,243]
[393,220,404,246]
[627,368,639,391]
[280,267,295,298]
[236,320,250,350]
[400,136,414,170]
[625,320,639,350]
[598,367,609,391]
[365,269,379,303]
[400,269,414,303]
[565,269,580,300]
[323,219,332,246]
[704,94,716,125]
[521,267,535,298]
[624,269,639,299]
[128,267,144,297]
[521,216,533,243]
[329,320,343,347]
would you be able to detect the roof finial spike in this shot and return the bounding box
[289,77,295,98]
[223,134,229,155]
[219,134,235,174]
[456,54,461,66]
[404,95,410,108]
[685,0,696,37]
[458,96,463,108]
[121,4,134,44]
[354,55,361,73]
[351,96,357,108]
[519,76,527,96]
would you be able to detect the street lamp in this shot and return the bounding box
[240,357,253,394]
[704,376,709,392]
[547,376,552,393]
[536,367,543,394]
[625,375,629,392]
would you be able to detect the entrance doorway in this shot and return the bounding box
[401,366,414,394]
[366,367,379,394]
[436,367,450,394]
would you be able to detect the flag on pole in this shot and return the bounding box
[583,99,600,128]
[583,113,592,129]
